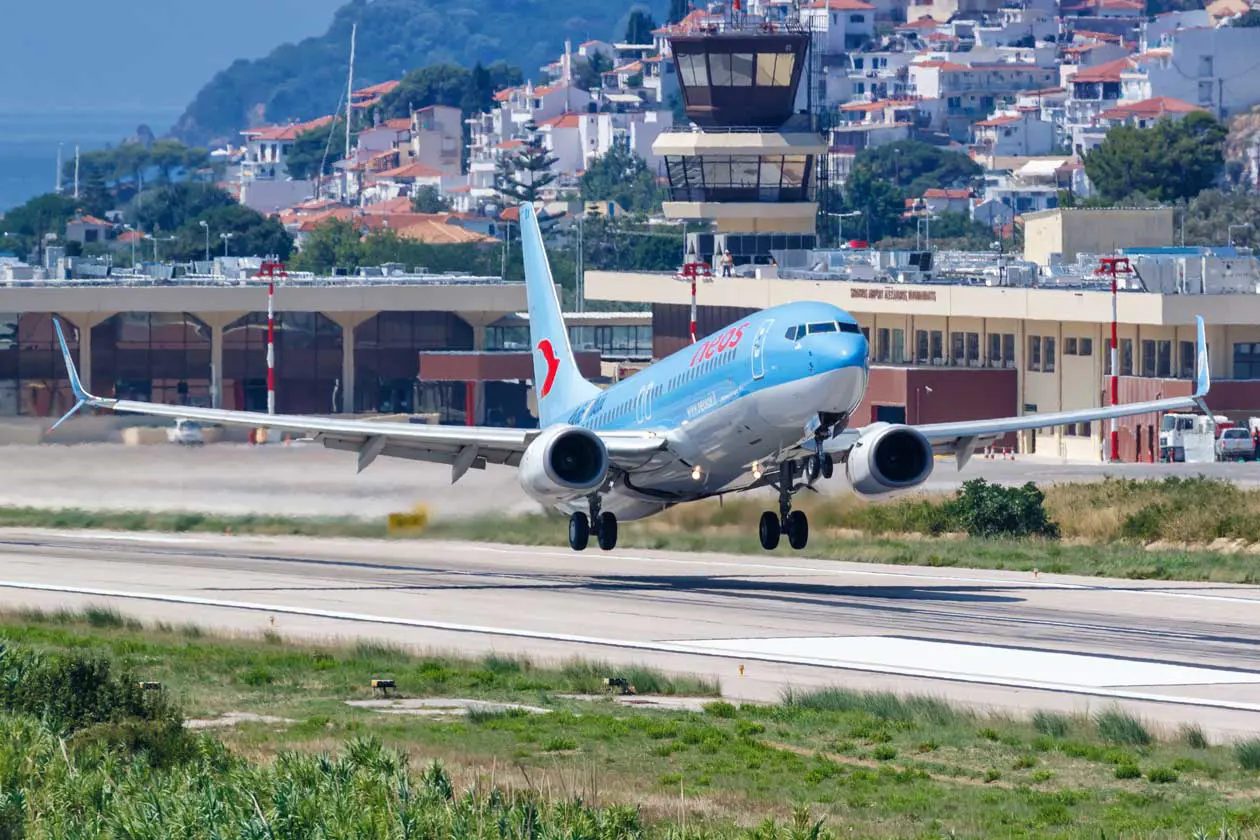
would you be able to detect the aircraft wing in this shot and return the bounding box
[844,316,1212,467]
[49,321,665,481]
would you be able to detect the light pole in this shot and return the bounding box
[220,232,237,257]
[146,234,175,262]
[199,220,210,263]
[826,210,861,247]
[1229,222,1252,248]
[122,225,138,267]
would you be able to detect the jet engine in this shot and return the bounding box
[518,425,609,504]
[845,423,934,497]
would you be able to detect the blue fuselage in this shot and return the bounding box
[552,301,870,519]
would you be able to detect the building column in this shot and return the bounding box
[211,324,224,409]
[59,313,111,399]
[325,312,376,414]
[194,313,247,411]
[471,325,487,424]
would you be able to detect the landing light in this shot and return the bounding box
[691,465,703,481]
[751,462,763,480]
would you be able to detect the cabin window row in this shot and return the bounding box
[675,50,796,89]
[785,321,862,341]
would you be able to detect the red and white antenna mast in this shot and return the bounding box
[256,260,288,415]
[1095,256,1133,462]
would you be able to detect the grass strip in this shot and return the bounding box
[2,607,1260,838]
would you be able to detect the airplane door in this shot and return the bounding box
[636,384,653,422]
[751,320,773,380]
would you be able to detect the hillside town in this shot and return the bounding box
[7,0,1260,465]
[215,0,1260,246]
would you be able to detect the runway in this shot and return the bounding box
[2,529,1260,739]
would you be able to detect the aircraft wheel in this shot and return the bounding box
[821,454,834,480]
[758,511,780,550]
[596,512,618,551]
[804,455,821,484]
[568,512,590,551]
[786,510,809,550]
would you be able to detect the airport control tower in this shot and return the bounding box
[656,4,827,268]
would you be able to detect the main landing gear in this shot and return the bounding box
[568,495,617,552]
[758,460,812,551]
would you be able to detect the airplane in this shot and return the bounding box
[51,202,1212,553]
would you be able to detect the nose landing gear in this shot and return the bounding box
[758,461,811,551]
[568,496,618,552]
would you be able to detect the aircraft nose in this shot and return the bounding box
[820,333,867,372]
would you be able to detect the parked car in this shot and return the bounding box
[1215,427,1254,461]
[166,418,205,446]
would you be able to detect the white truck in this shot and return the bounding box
[1159,413,1228,463]
[166,418,206,446]
[1216,427,1255,461]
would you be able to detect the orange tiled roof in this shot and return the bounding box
[1070,57,1134,83]
[375,162,444,180]
[1097,95,1205,121]
[974,114,1022,127]
[243,115,335,142]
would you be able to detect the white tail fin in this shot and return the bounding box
[519,203,599,426]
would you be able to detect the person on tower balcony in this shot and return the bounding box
[721,250,734,277]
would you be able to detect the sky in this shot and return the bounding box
[0,0,346,113]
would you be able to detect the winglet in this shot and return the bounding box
[47,319,89,435]
[1193,315,1210,399]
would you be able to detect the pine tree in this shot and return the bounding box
[669,0,690,24]
[495,124,559,204]
[625,10,658,44]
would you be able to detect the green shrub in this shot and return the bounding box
[1114,764,1141,779]
[872,745,897,761]
[69,718,201,769]
[0,644,180,734]
[1032,711,1071,738]
[1179,724,1209,749]
[946,479,1060,539]
[1096,709,1151,746]
[704,701,737,719]
[1146,766,1179,783]
[1235,738,1260,771]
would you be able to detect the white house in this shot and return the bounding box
[240,115,334,181]
[800,0,877,53]
[411,105,464,178]
[971,111,1056,156]
[1123,27,1260,118]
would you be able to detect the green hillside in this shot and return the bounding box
[172,0,661,146]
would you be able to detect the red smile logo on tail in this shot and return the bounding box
[537,339,560,398]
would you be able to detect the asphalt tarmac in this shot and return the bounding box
[2,529,1259,740]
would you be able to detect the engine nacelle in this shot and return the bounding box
[518,425,609,504]
[845,423,935,497]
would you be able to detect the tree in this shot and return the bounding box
[855,140,981,199]
[286,120,355,181]
[289,219,367,273]
[495,125,559,203]
[574,52,614,92]
[1085,112,1227,203]
[579,144,660,214]
[168,204,293,262]
[1182,189,1260,246]
[668,0,691,24]
[625,10,658,44]
[412,185,451,213]
[77,169,113,219]
[841,165,904,242]
[126,183,236,234]
[0,193,79,257]
[378,62,523,122]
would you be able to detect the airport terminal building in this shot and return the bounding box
[0,267,643,430]
[588,245,1260,463]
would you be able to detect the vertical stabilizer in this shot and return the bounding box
[519,203,599,426]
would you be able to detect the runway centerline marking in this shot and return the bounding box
[3,578,1260,713]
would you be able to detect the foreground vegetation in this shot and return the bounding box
[8,476,1260,581]
[2,608,1260,838]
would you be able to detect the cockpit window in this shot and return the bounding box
[807,322,838,335]
[838,321,861,334]
[785,326,798,340]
